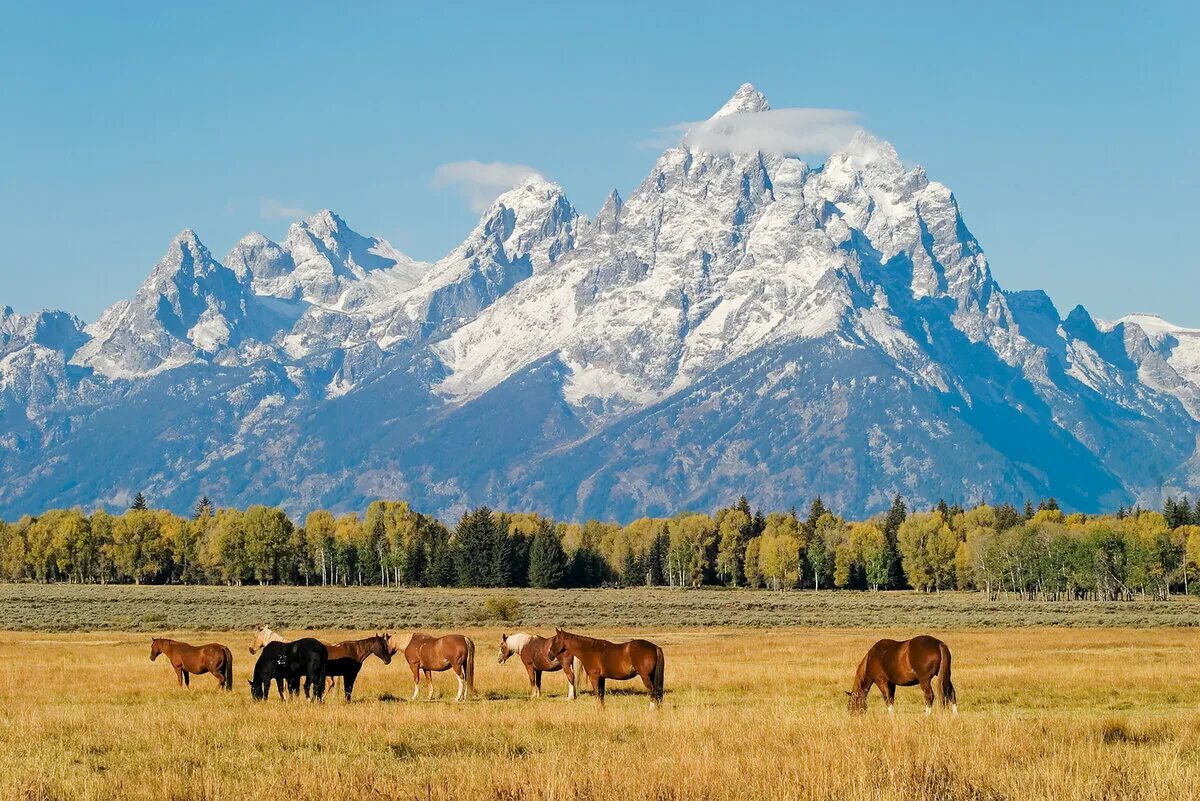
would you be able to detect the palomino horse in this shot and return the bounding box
[248,624,285,654]
[498,632,581,699]
[846,635,957,715]
[391,632,475,701]
[324,634,392,701]
[150,638,233,690]
[546,629,664,708]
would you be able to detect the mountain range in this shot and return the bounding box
[3,84,1198,522]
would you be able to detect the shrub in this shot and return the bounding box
[483,594,521,621]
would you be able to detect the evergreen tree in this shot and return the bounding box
[454,507,498,587]
[621,548,644,587]
[1023,500,1035,520]
[528,520,567,588]
[193,495,212,520]
[995,502,1021,531]
[646,523,670,586]
[804,496,829,537]
[736,495,753,520]
[489,515,519,587]
[936,498,951,518]
[130,492,148,512]
[752,509,766,536]
[882,494,907,589]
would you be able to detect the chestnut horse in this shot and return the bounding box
[846,635,957,715]
[150,638,233,690]
[324,633,392,701]
[546,629,664,708]
[391,632,475,701]
[498,632,581,699]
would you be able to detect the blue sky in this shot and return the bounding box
[1,1,1196,325]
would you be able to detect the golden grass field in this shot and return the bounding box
[3,615,1200,800]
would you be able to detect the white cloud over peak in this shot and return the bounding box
[652,108,863,158]
[260,198,312,221]
[431,161,543,213]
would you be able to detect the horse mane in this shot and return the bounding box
[560,630,606,645]
[504,632,534,653]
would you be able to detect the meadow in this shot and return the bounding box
[3,587,1200,800]
[3,583,1200,631]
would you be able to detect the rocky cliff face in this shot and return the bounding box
[2,84,1197,521]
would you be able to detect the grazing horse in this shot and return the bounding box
[150,638,233,690]
[498,632,581,699]
[249,638,328,701]
[391,632,475,701]
[248,624,285,654]
[323,633,392,702]
[546,629,664,708]
[846,635,957,715]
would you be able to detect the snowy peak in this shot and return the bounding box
[274,210,426,306]
[711,82,770,118]
[73,229,258,377]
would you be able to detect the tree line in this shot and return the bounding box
[2,492,1200,599]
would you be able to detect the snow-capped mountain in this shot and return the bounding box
[2,84,1198,521]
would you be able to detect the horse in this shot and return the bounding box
[248,624,284,654]
[249,638,329,701]
[846,635,957,715]
[498,632,581,699]
[249,641,292,700]
[391,632,475,701]
[546,628,664,708]
[150,638,233,690]
[323,633,392,702]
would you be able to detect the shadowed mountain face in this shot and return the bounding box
[2,84,1198,521]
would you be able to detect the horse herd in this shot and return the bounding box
[150,628,955,715]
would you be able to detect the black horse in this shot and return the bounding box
[250,639,328,701]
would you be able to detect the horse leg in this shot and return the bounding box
[182,671,190,688]
[593,675,606,706]
[174,666,185,687]
[874,679,894,715]
[344,672,356,703]
[409,662,421,701]
[563,660,577,700]
[524,662,538,698]
[919,677,935,715]
[425,669,435,701]
[638,669,656,710]
[534,669,543,698]
[455,664,467,702]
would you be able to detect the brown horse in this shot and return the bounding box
[846,635,956,715]
[150,638,233,690]
[323,633,392,701]
[391,632,475,701]
[498,632,581,699]
[546,628,664,708]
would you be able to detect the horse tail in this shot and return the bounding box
[938,640,955,707]
[222,646,234,691]
[465,637,476,699]
[652,645,665,706]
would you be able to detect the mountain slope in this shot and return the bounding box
[1,84,1198,520]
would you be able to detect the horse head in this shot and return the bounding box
[498,633,512,664]
[547,628,566,659]
[846,690,868,715]
[149,638,162,661]
[374,633,393,664]
[249,624,277,654]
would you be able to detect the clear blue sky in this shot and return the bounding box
[2,1,1196,325]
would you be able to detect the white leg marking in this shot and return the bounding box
[887,704,895,716]
[952,703,959,715]
[925,706,932,716]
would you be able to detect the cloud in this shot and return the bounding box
[260,198,312,221]
[431,161,543,213]
[649,108,863,158]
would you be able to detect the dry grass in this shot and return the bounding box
[3,583,1200,631]
[2,625,1200,800]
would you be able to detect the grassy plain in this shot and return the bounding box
[3,583,1200,630]
[2,587,1200,800]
